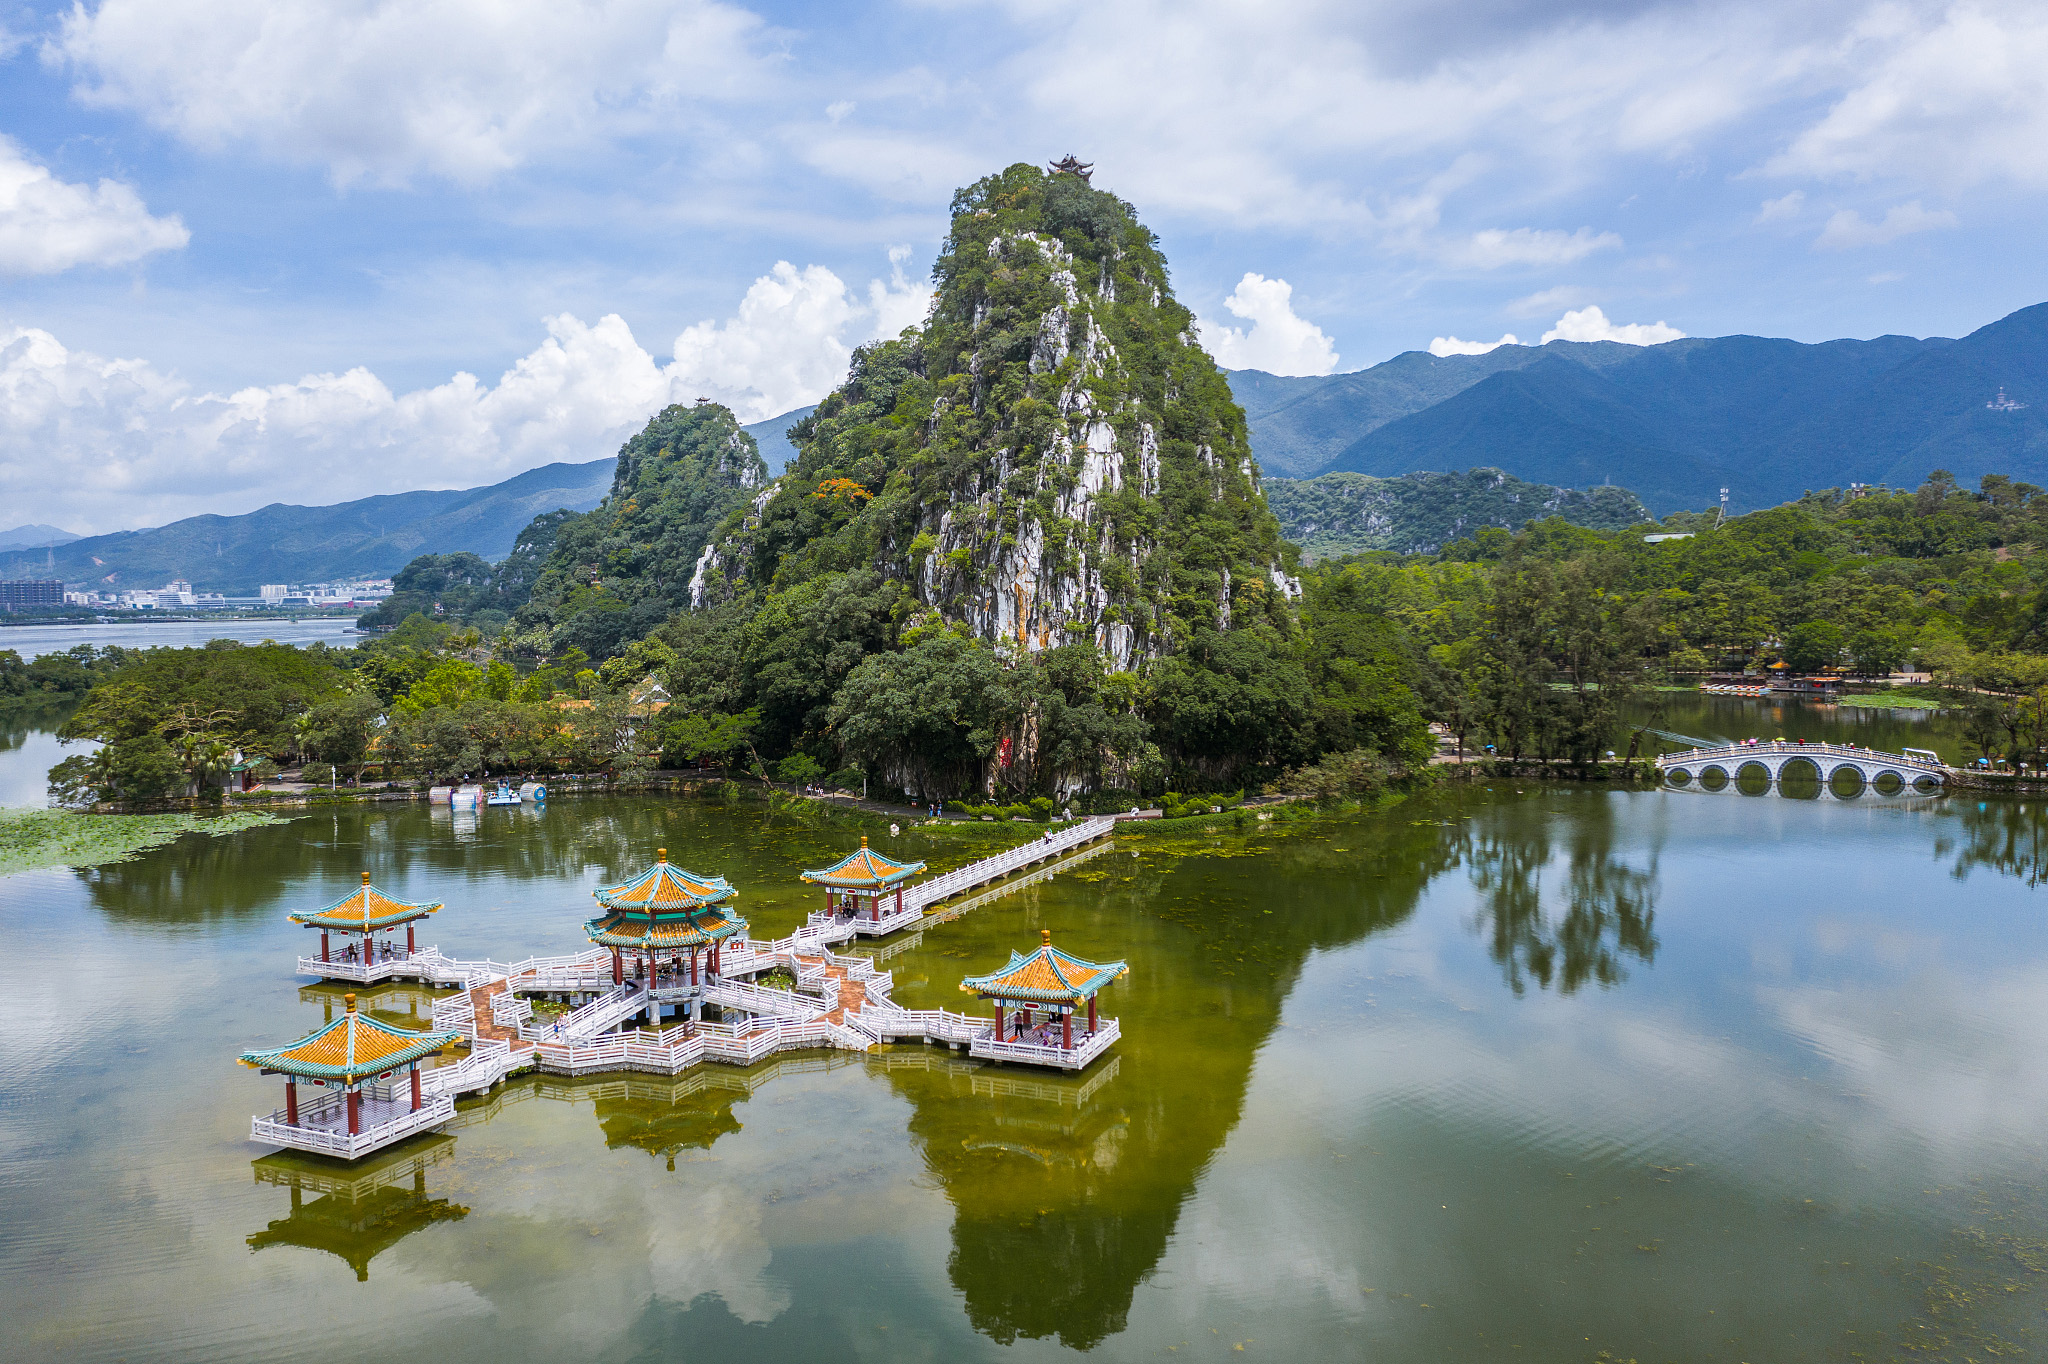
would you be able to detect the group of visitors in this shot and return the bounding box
[339,940,400,965]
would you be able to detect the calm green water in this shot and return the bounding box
[8,783,2048,1362]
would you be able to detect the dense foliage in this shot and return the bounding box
[1263,469,1649,559]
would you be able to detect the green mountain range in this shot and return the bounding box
[1,459,615,593]
[1263,469,1650,559]
[1231,302,2048,513]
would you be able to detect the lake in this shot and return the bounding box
[0,618,362,660]
[6,781,2048,1362]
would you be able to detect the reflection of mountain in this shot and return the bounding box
[1464,796,1659,994]
[877,813,1465,1349]
[248,1138,467,1281]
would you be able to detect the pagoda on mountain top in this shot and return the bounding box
[241,992,460,1159]
[801,835,926,936]
[585,850,747,1023]
[291,872,440,982]
[960,929,1128,1070]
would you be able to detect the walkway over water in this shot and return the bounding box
[1655,740,1948,789]
[264,823,1129,1156]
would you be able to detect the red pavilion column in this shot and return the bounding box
[612,948,623,984]
[410,1064,423,1112]
[320,931,329,962]
[346,1084,361,1135]
[690,949,699,986]
[1063,1008,1072,1051]
[285,1078,298,1125]
[896,887,904,918]
[1087,997,1097,1035]
[406,922,416,956]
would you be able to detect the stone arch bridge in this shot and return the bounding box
[1655,741,1947,791]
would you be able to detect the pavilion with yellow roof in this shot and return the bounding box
[960,929,1128,1070]
[291,872,441,983]
[585,848,747,1026]
[241,993,461,1159]
[801,836,926,936]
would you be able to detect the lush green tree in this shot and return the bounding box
[1781,621,1847,672]
[828,633,1006,799]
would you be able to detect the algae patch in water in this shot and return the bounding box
[0,805,290,876]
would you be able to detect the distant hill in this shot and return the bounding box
[1228,302,2048,512]
[4,459,613,593]
[743,404,816,473]
[1265,469,1651,560]
[0,524,80,553]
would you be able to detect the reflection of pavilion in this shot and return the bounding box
[241,992,461,1159]
[803,836,926,935]
[960,930,1127,1070]
[248,1137,468,1280]
[292,872,442,983]
[583,848,750,1028]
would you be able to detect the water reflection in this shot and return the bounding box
[1937,799,2048,888]
[1464,798,1659,995]
[247,1138,468,1281]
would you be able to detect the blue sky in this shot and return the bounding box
[3,0,2046,533]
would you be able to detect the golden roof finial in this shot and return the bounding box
[361,871,371,885]
[344,992,357,1012]
[657,847,667,862]
[860,835,869,847]
[1041,928,1052,947]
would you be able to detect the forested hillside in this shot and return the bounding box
[1229,303,2048,512]
[1265,469,1648,559]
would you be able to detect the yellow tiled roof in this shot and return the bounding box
[289,873,440,931]
[240,996,457,1081]
[801,836,925,889]
[593,850,736,911]
[959,932,1129,1003]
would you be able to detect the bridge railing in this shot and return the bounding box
[1656,740,1947,774]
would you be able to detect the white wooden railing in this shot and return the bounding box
[250,1092,456,1159]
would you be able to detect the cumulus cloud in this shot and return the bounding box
[1197,273,1339,376]
[1540,305,1685,345]
[0,256,924,531]
[1769,1,2048,190]
[1429,333,1521,357]
[1450,226,1622,270]
[0,136,187,275]
[51,0,771,186]
[1814,199,1958,249]
[1755,189,1807,222]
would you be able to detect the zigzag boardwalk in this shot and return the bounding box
[252,820,1133,1157]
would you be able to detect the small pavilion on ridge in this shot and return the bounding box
[585,849,747,1026]
[959,929,1128,1070]
[241,992,460,1159]
[291,873,440,981]
[802,836,926,935]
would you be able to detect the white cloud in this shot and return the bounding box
[1505,285,1589,318]
[1755,189,1806,222]
[1450,226,1622,270]
[0,136,187,275]
[51,0,772,186]
[1769,1,2048,190]
[1539,305,1685,345]
[1429,333,1521,357]
[1197,273,1339,376]
[0,256,922,531]
[1813,199,1958,249]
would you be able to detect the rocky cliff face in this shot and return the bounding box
[694,164,1297,668]
[517,401,766,658]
